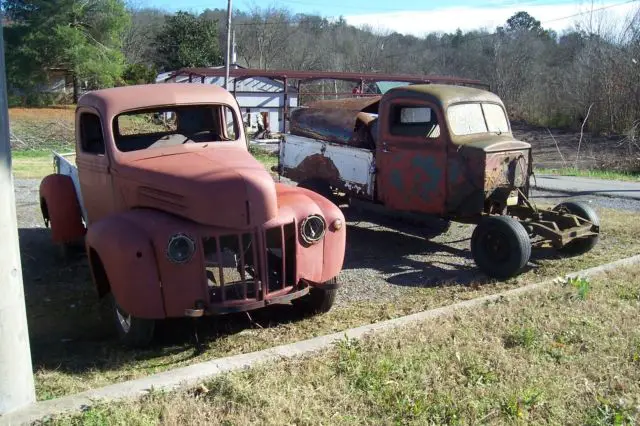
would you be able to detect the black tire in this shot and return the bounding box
[553,201,600,255]
[471,216,531,279]
[293,278,338,314]
[57,240,85,262]
[298,179,335,204]
[109,294,155,348]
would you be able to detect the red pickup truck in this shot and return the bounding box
[39,84,346,347]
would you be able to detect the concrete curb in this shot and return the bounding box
[3,254,640,425]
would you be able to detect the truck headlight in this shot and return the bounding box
[167,233,196,263]
[300,215,326,244]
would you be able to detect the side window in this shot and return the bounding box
[79,113,105,155]
[389,105,440,139]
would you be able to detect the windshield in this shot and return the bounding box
[113,104,239,152]
[447,103,509,136]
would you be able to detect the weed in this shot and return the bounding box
[462,360,498,386]
[567,276,591,300]
[585,397,636,426]
[630,339,640,364]
[504,326,539,349]
[500,388,544,420]
[618,288,640,301]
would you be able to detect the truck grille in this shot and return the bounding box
[203,222,297,306]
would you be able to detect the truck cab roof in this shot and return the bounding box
[386,84,505,109]
[78,83,239,118]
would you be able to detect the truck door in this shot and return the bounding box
[75,108,115,224]
[376,98,447,215]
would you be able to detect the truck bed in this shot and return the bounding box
[53,151,87,221]
[280,134,376,198]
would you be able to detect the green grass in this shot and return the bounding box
[50,266,640,425]
[11,150,56,179]
[249,144,278,171]
[536,167,640,182]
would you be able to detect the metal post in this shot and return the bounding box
[232,30,237,65]
[282,77,288,134]
[0,20,36,415]
[224,0,233,90]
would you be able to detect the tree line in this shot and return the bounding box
[3,1,640,135]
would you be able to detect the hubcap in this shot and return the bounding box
[115,304,132,333]
[483,230,510,263]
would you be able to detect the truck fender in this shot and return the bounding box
[39,174,86,244]
[86,215,165,319]
[294,186,347,283]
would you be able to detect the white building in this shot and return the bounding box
[157,66,299,134]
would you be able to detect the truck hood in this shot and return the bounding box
[459,135,531,153]
[116,147,277,228]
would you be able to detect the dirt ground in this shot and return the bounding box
[511,121,639,171]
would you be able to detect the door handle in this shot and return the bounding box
[381,142,391,153]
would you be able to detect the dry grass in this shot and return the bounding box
[49,265,640,425]
[30,206,640,401]
[9,106,75,152]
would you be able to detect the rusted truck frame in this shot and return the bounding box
[278,84,599,279]
[39,84,346,347]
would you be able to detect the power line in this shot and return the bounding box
[543,0,638,23]
[381,0,640,59]
[223,0,639,31]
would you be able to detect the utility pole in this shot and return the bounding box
[224,0,233,90]
[0,20,36,414]
[232,30,237,65]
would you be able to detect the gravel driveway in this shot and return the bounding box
[15,177,640,312]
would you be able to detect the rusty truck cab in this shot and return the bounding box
[375,85,530,219]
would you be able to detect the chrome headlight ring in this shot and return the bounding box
[300,214,326,244]
[166,233,196,264]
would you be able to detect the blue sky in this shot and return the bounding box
[148,0,570,16]
[143,0,638,35]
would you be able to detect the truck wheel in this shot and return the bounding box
[109,294,155,348]
[293,278,338,314]
[298,179,335,204]
[554,201,600,255]
[471,216,531,279]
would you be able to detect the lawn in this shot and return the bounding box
[50,265,640,425]
[27,205,640,401]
